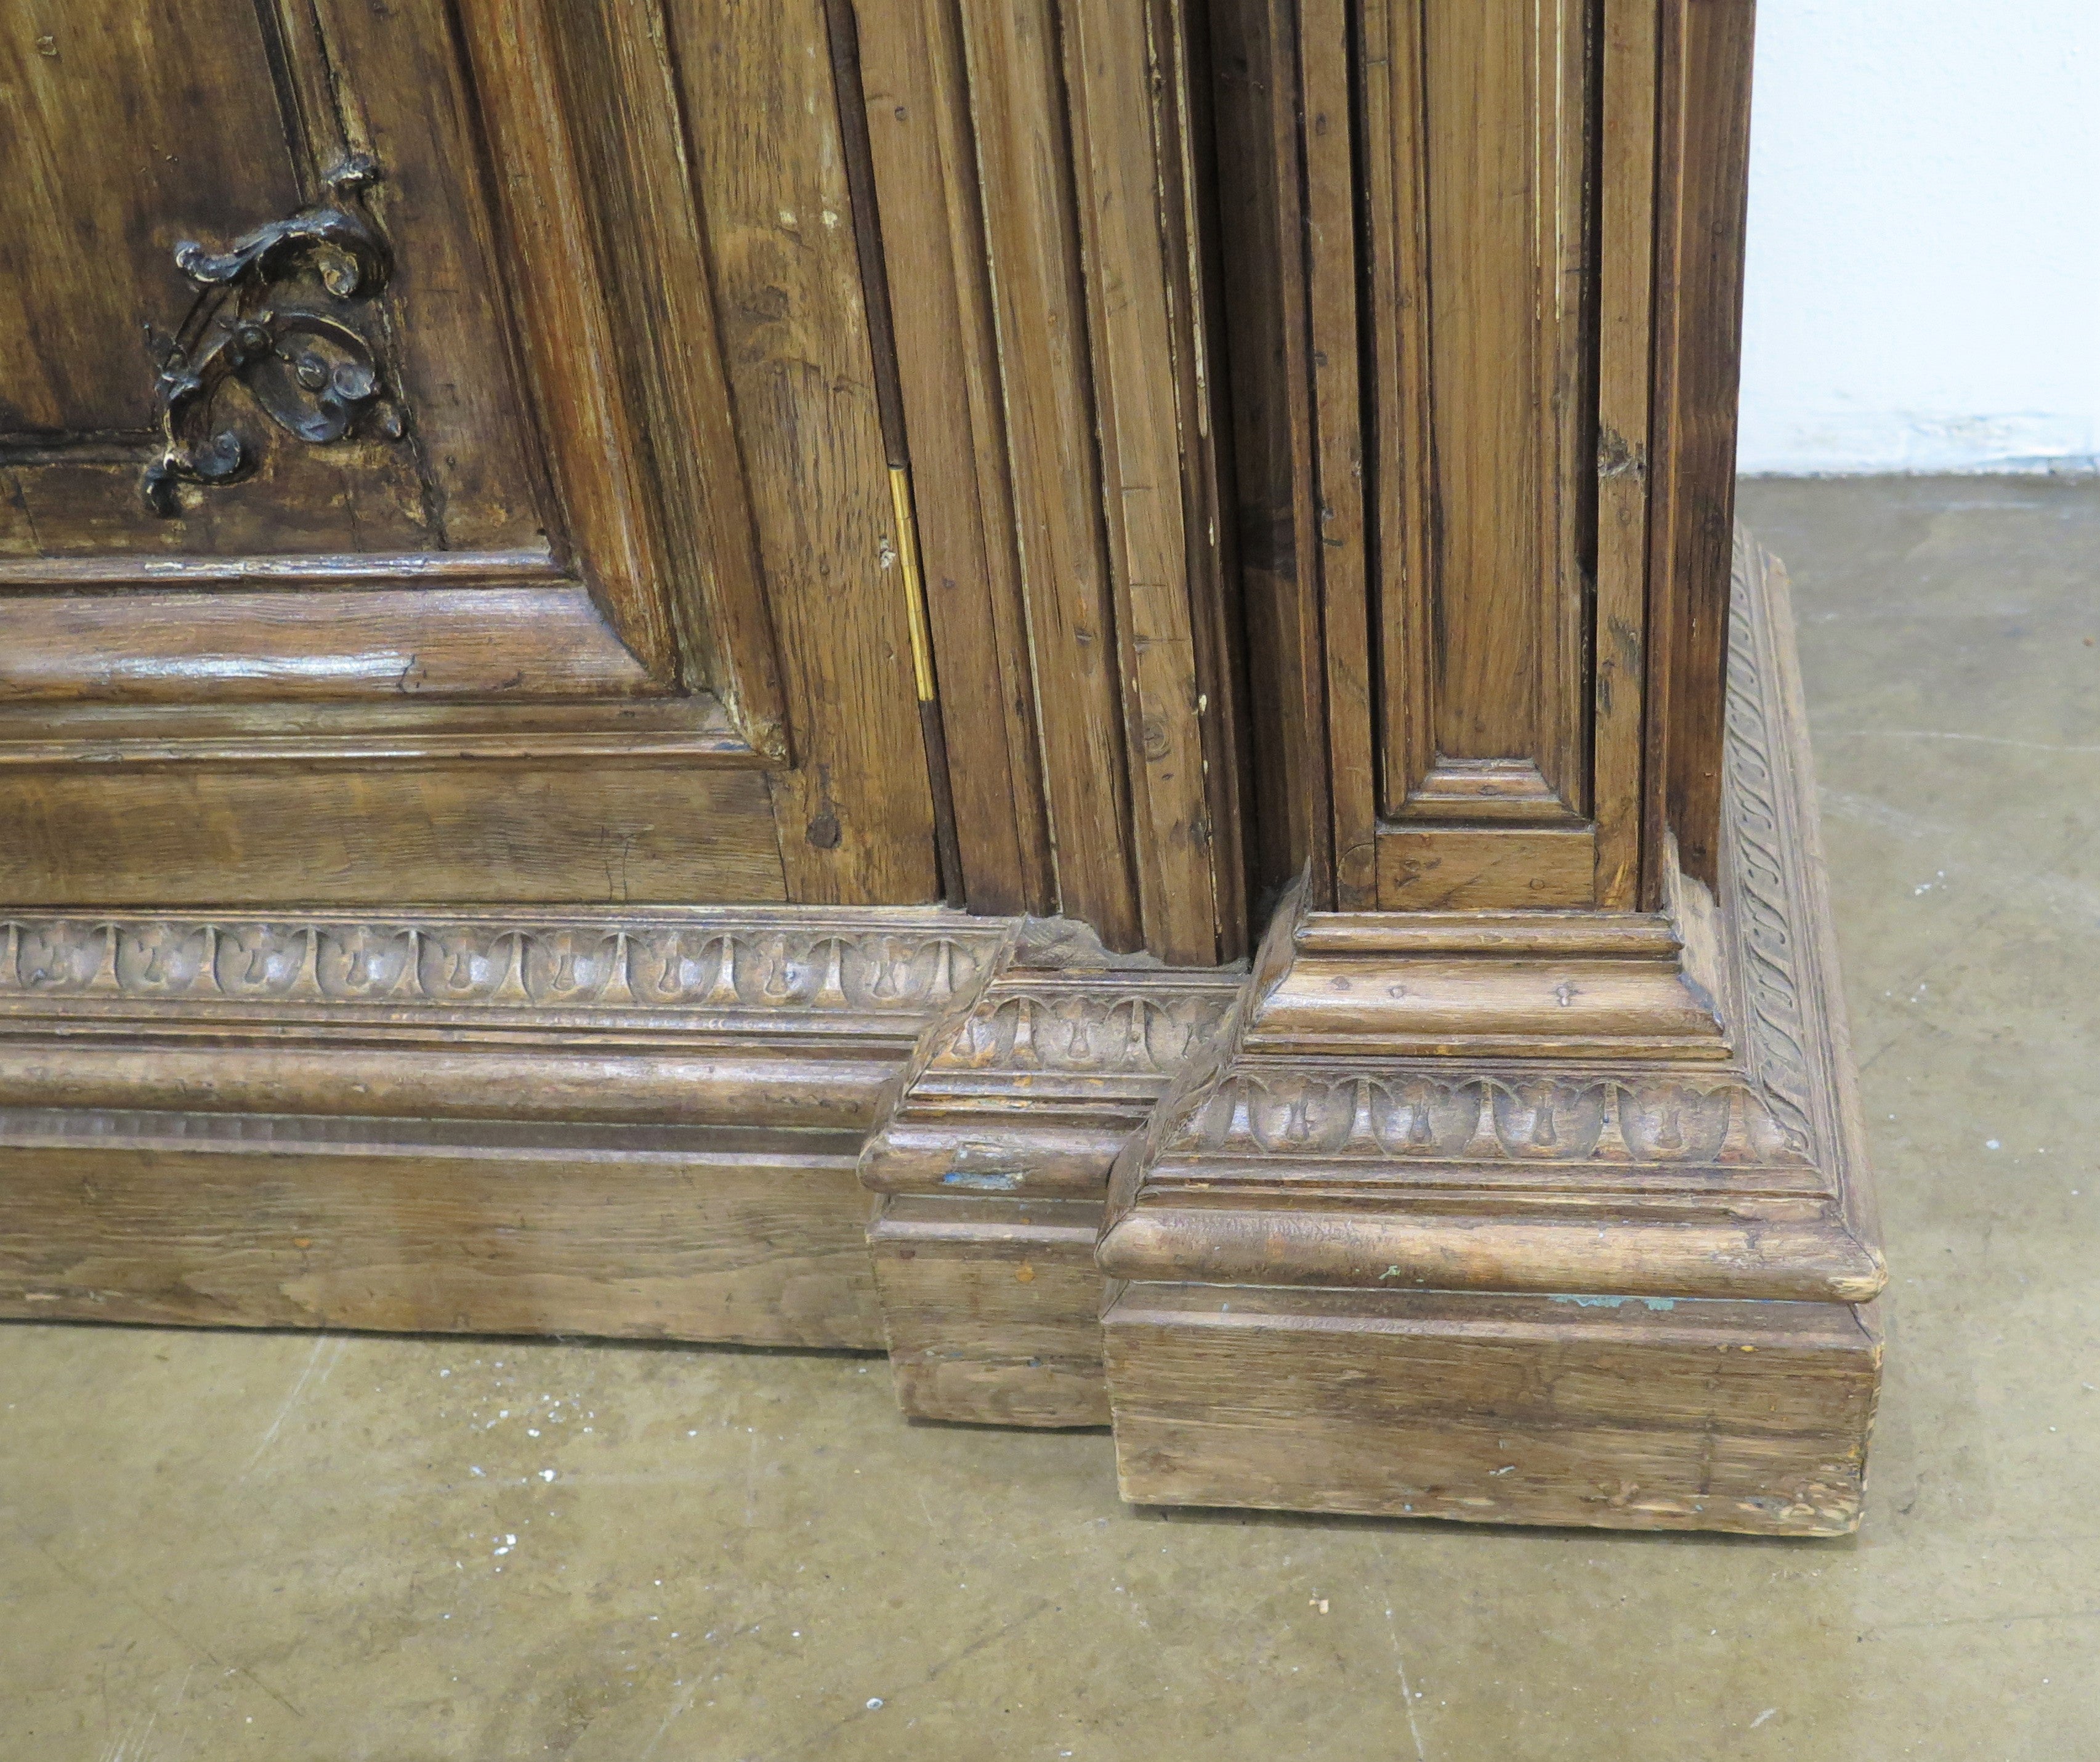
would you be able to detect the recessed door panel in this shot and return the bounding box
[1367,0,1595,833]
[0,0,943,907]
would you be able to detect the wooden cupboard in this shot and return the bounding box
[0,0,1881,1533]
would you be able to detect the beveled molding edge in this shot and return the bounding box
[1100,530,1886,1306]
[0,907,1020,1131]
[860,920,1243,1202]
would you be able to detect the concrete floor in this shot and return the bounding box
[4,476,2097,1760]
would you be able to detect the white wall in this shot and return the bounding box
[1739,0,2100,474]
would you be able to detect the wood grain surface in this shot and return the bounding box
[871,1195,1110,1427]
[1106,1285,1881,1534]
[0,1125,883,1348]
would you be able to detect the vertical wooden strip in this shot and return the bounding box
[665,0,940,902]
[848,0,1052,916]
[1164,0,1252,960]
[1301,0,1376,908]
[1541,0,1594,817]
[1593,0,1659,907]
[957,0,1144,948]
[1062,0,1227,963]
[1645,0,1755,902]
[1206,0,1336,910]
[1363,0,1432,846]
[260,0,358,188]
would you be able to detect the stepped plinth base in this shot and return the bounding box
[1097,535,1886,1534]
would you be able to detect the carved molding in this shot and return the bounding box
[0,913,1000,1022]
[1721,540,1819,1153]
[0,908,1020,1133]
[143,159,400,514]
[932,984,1236,1080]
[860,966,1240,1198]
[1173,1069,1811,1169]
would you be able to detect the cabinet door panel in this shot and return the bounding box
[0,0,546,573]
[0,0,817,904]
[0,3,301,439]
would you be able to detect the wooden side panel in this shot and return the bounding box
[1368,0,1594,829]
[1646,0,1756,900]
[871,1196,1109,1427]
[667,0,940,905]
[831,0,1245,950]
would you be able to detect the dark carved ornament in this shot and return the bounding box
[142,158,398,515]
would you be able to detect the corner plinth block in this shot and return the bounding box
[1098,536,1887,1533]
[860,929,1240,1426]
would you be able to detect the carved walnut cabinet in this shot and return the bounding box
[0,0,1880,1532]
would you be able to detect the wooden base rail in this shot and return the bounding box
[0,536,1881,1533]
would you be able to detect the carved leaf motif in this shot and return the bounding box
[10,923,108,992]
[521,930,626,1004]
[212,926,312,996]
[932,988,1233,1075]
[1177,1069,1814,1170]
[1487,1081,1610,1160]
[113,924,214,995]
[0,917,992,1019]
[317,926,418,998]
[1366,1078,1482,1157]
[1617,1085,1737,1163]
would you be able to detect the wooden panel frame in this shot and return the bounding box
[1233,0,1718,913]
[0,0,754,716]
[554,0,796,759]
[662,0,942,905]
[0,0,961,908]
